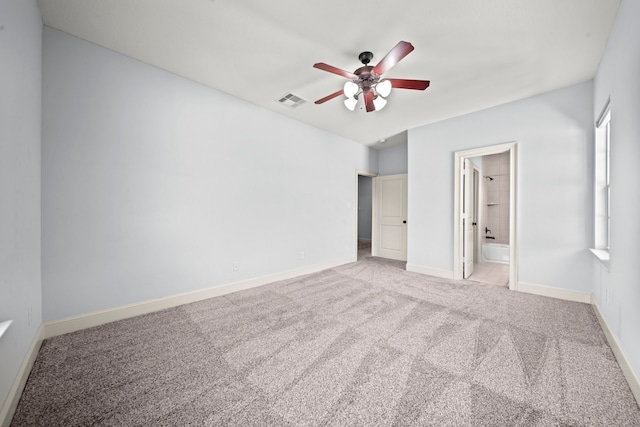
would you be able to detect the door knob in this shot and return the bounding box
[403,220,407,224]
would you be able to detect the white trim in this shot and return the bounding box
[595,97,611,128]
[454,142,519,290]
[0,325,44,427]
[355,169,378,177]
[594,100,611,252]
[372,177,379,257]
[589,248,610,270]
[517,281,591,303]
[591,295,640,406]
[44,258,353,339]
[406,264,454,279]
[0,320,13,340]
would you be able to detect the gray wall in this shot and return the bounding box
[41,28,376,321]
[408,80,595,293]
[592,0,640,383]
[378,142,408,175]
[357,176,372,240]
[0,0,42,413]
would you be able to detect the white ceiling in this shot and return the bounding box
[37,0,620,147]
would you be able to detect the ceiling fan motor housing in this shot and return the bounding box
[353,65,379,94]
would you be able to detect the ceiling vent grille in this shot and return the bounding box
[277,93,306,108]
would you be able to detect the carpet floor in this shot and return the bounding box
[11,254,640,426]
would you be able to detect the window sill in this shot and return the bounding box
[590,248,610,270]
[0,320,12,340]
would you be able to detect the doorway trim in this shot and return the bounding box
[453,142,518,290]
[355,169,378,261]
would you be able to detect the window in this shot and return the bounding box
[592,99,611,264]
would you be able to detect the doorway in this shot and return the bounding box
[454,142,518,290]
[355,170,377,260]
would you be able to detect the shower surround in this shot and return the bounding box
[482,152,510,245]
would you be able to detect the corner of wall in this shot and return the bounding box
[0,325,44,427]
[591,296,640,406]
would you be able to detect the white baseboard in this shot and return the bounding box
[591,296,640,406]
[517,282,592,304]
[1,325,44,427]
[406,264,454,280]
[44,258,354,339]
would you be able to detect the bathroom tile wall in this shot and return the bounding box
[482,152,510,244]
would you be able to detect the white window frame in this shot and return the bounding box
[591,99,611,267]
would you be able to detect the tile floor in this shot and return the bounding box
[467,261,509,287]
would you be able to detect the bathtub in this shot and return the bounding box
[482,243,510,263]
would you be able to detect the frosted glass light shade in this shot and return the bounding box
[343,81,359,98]
[344,97,358,111]
[376,80,392,97]
[373,96,387,111]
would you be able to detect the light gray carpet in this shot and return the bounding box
[12,254,640,426]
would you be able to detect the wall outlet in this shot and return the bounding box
[300,251,305,260]
[27,307,32,326]
[232,262,240,272]
[605,287,610,303]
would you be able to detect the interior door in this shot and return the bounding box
[473,168,481,262]
[372,174,407,261]
[463,159,474,278]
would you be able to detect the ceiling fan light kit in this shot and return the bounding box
[313,41,430,113]
[377,79,392,97]
[344,96,358,111]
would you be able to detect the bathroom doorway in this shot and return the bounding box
[454,142,518,290]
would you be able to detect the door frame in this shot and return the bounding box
[453,142,518,290]
[462,159,475,278]
[472,164,482,263]
[354,169,378,260]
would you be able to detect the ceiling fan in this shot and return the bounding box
[313,41,430,112]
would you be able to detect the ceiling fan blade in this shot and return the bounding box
[314,89,344,105]
[372,41,415,76]
[313,63,358,80]
[387,78,430,91]
[364,91,375,112]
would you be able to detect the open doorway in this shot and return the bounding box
[454,142,518,290]
[355,170,377,260]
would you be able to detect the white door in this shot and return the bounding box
[463,159,474,278]
[372,174,407,261]
[473,168,481,262]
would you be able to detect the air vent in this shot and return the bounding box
[277,93,306,108]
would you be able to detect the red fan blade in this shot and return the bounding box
[387,78,430,91]
[372,41,415,75]
[364,91,375,112]
[313,63,358,80]
[314,89,344,105]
